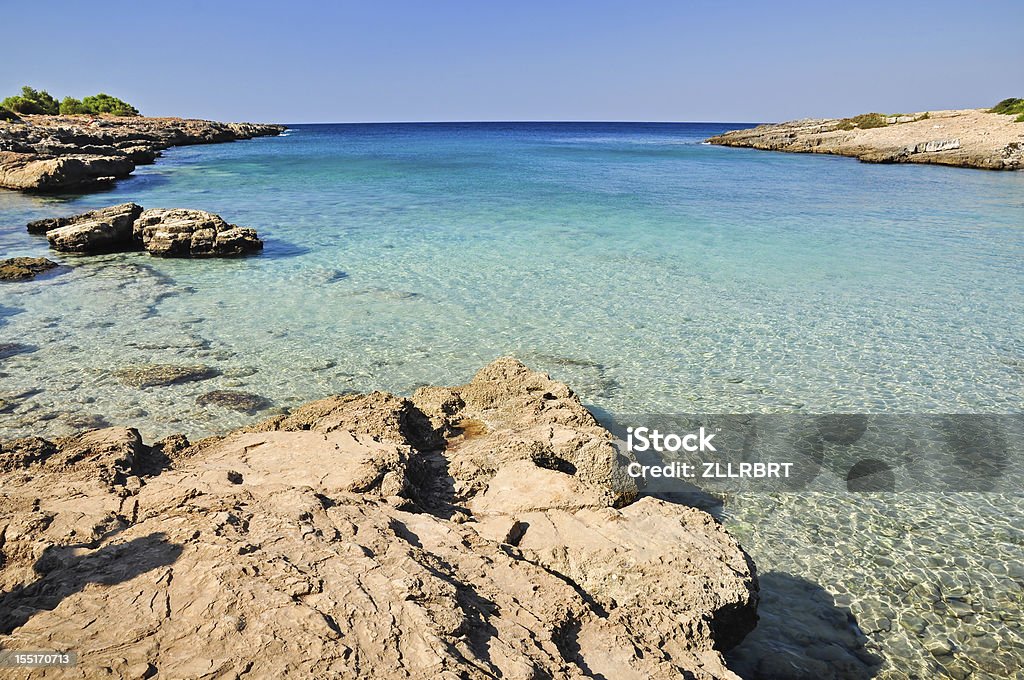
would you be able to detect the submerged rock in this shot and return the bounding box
[134,208,263,257]
[0,359,758,678]
[196,390,272,414]
[115,363,221,388]
[0,256,58,281]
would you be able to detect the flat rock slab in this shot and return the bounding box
[0,358,759,679]
[707,108,1024,170]
[0,257,58,281]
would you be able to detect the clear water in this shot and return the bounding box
[1,123,1022,678]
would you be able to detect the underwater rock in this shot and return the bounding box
[196,390,273,414]
[0,256,58,281]
[115,363,221,388]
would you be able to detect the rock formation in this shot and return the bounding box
[0,257,57,281]
[134,208,263,257]
[0,358,758,679]
[706,109,1024,170]
[0,115,285,192]
[27,203,263,257]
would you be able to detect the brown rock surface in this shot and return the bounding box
[0,257,58,281]
[26,203,264,258]
[0,359,758,679]
[0,115,285,192]
[134,208,263,257]
[38,203,144,253]
[707,108,1024,170]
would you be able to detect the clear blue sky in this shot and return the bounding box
[3,0,1021,123]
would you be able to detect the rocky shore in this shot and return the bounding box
[707,109,1024,170]
[0,114,284,191]
[0,358,758,679]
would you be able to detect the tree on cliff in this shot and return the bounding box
[1,86,60,115]
[0,86,140,117]
[80,93,140,116]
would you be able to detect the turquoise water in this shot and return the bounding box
[2,123,1023,678]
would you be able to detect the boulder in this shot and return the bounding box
[35,202,143,253]
[134,208,263,257]
[0,256,58,281]
[28,202,143,234]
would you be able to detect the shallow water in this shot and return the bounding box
[1,123,1022,678]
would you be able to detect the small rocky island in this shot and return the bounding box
[24,203,263,257]
[707,107,1024,170]
[0,358,758,679]
[0,113,284,191]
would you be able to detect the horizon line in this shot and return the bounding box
[271,119,765,126]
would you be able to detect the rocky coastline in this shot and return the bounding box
[0,114,285,191]
[706,108,1024,170]
[0,358,759,679]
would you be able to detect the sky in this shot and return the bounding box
[2,0,1022,123]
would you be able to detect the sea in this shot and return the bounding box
[1,122,1022,679]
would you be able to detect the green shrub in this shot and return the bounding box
[81,93,139,116]
[0,86,140,117]
[59,96,92,115]
[836,113,889,131]
[0,86,59,115]
[990,98,1024,116]
[0,107,21,122]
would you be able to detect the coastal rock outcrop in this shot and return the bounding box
[0,115,285,192]
[0,359,758,679]
[0,257,58,281]
[706,108,1024,170]
[33,202,144,253]
[134,208,263,257]
[27,203,263,258]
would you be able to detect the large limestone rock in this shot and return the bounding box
[0,359,758,679]
[27,202,142,235]
[25,204,264,258]
[42,203,144,253]
[29,203,143,254]
[133,208,263,257]
[0,151,134,191]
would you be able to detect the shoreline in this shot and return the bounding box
[706,108,1024,170]
[0,114,285,192]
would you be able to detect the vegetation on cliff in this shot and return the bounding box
[1,85,139,117]
[989,97,1024,122]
